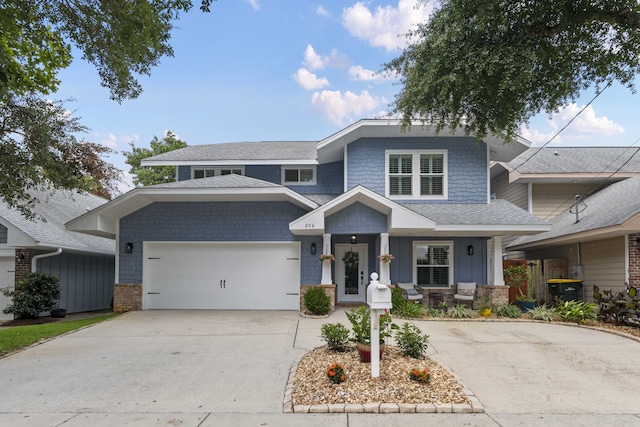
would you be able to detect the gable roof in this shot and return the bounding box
[141,141,317,166]
[491,147,640,183]
[0,190,115,254]
[289,187,549,237]
[141,119,531,167]
[508,175,640,249]
[66,175,318,238]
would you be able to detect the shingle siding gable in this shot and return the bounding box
[347,137,488,203]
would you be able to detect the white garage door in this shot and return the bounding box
[144,242,300,310]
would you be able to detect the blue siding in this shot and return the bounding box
[291,161,343,195]
[389,237,488,286]
[347,137,487,203]
[36,252,115,313]
[246,165,280,184]
[119,201,308,283]
[300,235,323,284]
[177,166,191,181]
[326,202,387,234]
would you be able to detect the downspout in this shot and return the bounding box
[31,248,63,273]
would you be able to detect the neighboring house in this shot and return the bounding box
[67,119,549,312]
[0,190,115,320]
[491,147,640,300]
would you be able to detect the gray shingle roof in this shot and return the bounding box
[404,199,549,226]
[150,174,281,189]
[144,141,317,162]
[508,147,640,174]
[509,175,640,247]
[0,190,115,253]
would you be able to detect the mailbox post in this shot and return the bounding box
[366,272,392,378]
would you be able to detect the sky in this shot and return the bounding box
[52,0,640,193]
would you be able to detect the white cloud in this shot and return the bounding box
[303,44,348,71]
[311,90,382,125]
[348,65,390,83]
[523,103,625,145]
[292,68,330,90]
[101,133,120,150]
[315,5,329,16]
[342,0,433,52]
[97,132,139,150]
[246,0,260,11]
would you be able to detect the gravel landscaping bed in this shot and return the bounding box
[292,346,470,407]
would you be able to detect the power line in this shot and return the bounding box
[513,82,612,173]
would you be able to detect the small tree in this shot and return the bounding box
[123,131,187,186]
[1,273,61,319]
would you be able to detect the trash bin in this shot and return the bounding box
[547,279,583,302]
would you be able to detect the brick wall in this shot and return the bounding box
[300,284,336,313]
[630,233,640,288]
[113,283,142,313]
[14,249,31,283]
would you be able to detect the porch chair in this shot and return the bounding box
[396,283,424,303]
[453,282,477,308]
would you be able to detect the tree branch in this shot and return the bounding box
[531,7,640,37]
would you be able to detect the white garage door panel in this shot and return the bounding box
[145,242,300,310]
[0,257,15,321]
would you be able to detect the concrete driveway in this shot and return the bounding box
[0,309,639,426]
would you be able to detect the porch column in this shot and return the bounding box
[491,235,505,285]
[379,233,390,285]
[321,233,332,284]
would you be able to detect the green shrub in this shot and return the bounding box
[594,285,640,326]
[425,307,444,318]
[320,323,350,352]
[391,287,406,311]
[495,304,522,318]
[394,322,430,358]
[553,300,598,324]
[447,304,474,318]
[1,273,60,319]
[303,286,331,315]
[529,304,555,322]
[395,301,425,318]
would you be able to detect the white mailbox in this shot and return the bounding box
[367,274,392,310]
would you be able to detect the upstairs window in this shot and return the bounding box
[386,150,447,199]
[282,167,316,185]
[192,167,244,179]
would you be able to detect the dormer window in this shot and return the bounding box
[282,166,316,185]
[192,167,244,179]
[386,150,447,199]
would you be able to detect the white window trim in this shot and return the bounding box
[385,150,448,199]
[281,166,317,185]
[191,166,245,179]
[412,240,454,288]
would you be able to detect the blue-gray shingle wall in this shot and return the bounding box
[0,225,6,244]
[119,201,309,283]
[326,202,387,234]
[347,137,487,203]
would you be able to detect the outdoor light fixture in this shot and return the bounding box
[15,252,24,261]
[311,243,316,255]
[467,245,474,256]
[125,242,133,253]
[351,235,358,244]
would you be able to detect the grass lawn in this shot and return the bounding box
[0,314,118,356]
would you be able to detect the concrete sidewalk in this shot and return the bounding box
[0,308,638,426]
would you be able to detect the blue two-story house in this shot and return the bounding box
[67,120,549,311]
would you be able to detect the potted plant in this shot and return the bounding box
[345,305,397,363]
[378,253,395,264]
[504,264,535,310]
[319,254,335,263]
[477,296,492,318]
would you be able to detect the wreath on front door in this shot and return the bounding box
[343,250,359,268]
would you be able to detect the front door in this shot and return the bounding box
[335,244,368,303]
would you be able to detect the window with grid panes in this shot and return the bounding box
[282,167,316,185]
[386,150,447,198]
[414,242,453,287]
[193,167,243,179]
